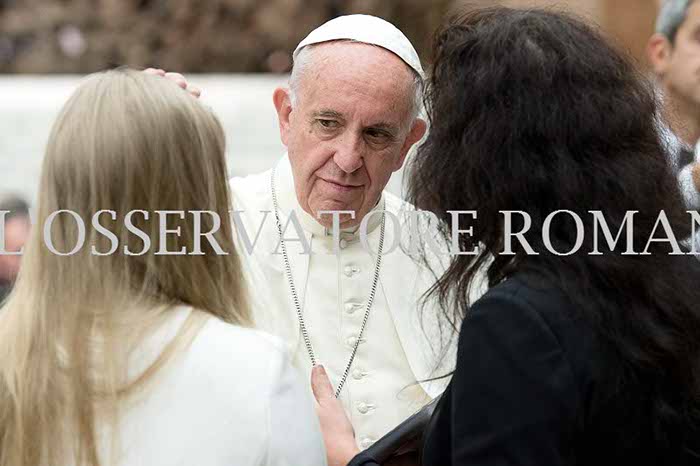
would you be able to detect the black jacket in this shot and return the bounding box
[350,272,700,466]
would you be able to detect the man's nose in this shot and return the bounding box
[333,133,364,174]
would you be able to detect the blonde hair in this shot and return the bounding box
[0,68,250,466]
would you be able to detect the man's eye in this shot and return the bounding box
[318,119,339,129]
[366,129,391,140]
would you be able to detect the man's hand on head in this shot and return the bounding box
[143,68,202,98]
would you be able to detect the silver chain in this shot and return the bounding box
[270,166,385,397]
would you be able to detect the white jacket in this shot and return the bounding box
[98,307,327,466]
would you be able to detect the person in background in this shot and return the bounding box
[0,196,30,303]
[316,7,700,466]
[0,68,326,466]
[648,0,700,209]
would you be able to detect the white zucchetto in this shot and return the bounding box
[293,14,424,78]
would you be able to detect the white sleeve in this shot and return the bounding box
[678,164,700,210]
[262,347,327,466]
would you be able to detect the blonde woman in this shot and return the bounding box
[0,68,326,466]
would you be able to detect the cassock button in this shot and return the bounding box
[352,368,365,380]
[357,402,370,414]
[360,438,374,449]
[339,238,348,249]
[344,265,359,277]
[347,336,358,348]
[345,302,361,314]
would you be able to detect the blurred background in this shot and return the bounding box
[0,0,666,203]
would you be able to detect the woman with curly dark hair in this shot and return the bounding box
[314,6,700,466]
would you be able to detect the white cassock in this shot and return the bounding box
[229,155,457,450]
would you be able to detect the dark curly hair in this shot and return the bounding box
[407,6,700,458]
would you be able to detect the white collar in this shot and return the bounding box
[273,154,385,238]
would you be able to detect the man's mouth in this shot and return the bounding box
[320,178,362,191]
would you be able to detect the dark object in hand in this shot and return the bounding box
[362,395,442,464]
[384,451,421,466]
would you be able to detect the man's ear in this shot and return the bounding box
[394,118,428,171]
[273,87,293,147]
[647,33,673,77]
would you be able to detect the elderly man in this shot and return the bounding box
[648,0,700,209]
[153,14,457,458]
[230,14,455,456]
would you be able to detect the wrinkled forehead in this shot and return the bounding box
[296,42,416,119]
